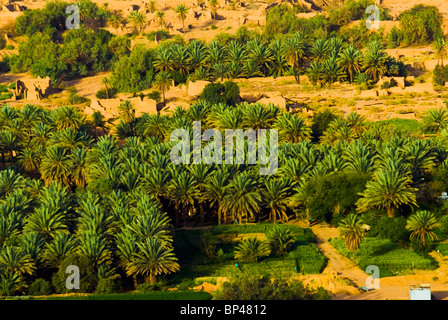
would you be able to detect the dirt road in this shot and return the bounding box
[309,224,448,300]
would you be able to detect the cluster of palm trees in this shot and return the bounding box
[149,34,405,87]
[2,101,448,295]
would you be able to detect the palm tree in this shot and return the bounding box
[337,44,362,83]
[262,177,292,223]
[43,232,78,267]
[406,210,440,248]
[91,110,105,138]
[40,146,72,186]
[17,148,40,174]
[77,231,112,267]
[267,226,296,256]
[324,56,345,85]
[222,173,261,224]
[175,4,189,32]
[241,103,275,135]
[102,77,110,99]
[208,0,218,21]
[189,164,214,226]
[204,170,230,224]
[155,11,165,30]
[153,47,174,73]
[128,11,147,33]
[170,44,191,76]
[282,32,309,83]
[338,213,369,265]
[125,237,179,284]
[153,71,173,105]
[168,171,197,227]
[234,237,270,262]
[434,36,447,67]
[24,205,68,240]
[118,100,135,125]
[310,39,330,63]
[362,41,388,83]
[275,113,311,143]
[356,167,418,218]
[421,107,448,136]
[52,106,85,131]
[0,245,35,276]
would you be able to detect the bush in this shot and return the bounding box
[368,216,410,243]
[95,87,118,99]
[95,276,123,294]
[289,244,327,274]
[52,254,98,294]
[199,81,240,106]
[147,90,161,102]
[399,5,443,45]
[212,271,330,300]
[27,278,54,296]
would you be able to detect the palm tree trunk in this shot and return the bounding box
[386,206,395,218]
[200,202,205,226]
[352,250,356,266]
[133,274,138,288]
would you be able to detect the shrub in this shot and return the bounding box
[95,87,118,99]
[399,5,443,45]
[136,282,163,293]
[95,276,123,294]
[368,216,410,243]
[147,90,161,102]
[289,244,327,274]
[199,81,240,106]
[52,254,98,293]
[212,271,330,300]
[27,278,54,296]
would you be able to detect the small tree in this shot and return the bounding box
[153,71,173,105]
[338,214,369,265]
[406,210,440,249]
[175,4,189,32]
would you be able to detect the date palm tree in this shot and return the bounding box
[362,41,388,83]
[356,167,417,218]
[128,11,147,33]
[155,11,165,30]
[282,32,309,83]
[125,237,179,284]
[337,44,362,83]
[204,169,230,224]
[168,170,197,227]
[153,71,173,105]
[77,231,112,267]
[338,213,369,265]
[222,173,261,224]
[208,0,219,21]
[24,205,68,241]
[421,107,448,137]
[434,35,447,67]
[310,39,330,63]
[406,210,440,248]
[262,177,292,223]
[234,237,270,262]
[40,146,72,186]
[175,4,189,32]
[275,113,311,143]
[43,232,78,268]
[0,245,35,276]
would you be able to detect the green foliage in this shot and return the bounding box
[199,81,240,106]
[289,244,327,274]
[27,278,54,296]
[110,45,154,93]
[368,216,410,243]
[51,254,98,293]
[212,271,330,300]
[95,276,123,294]
[399,5,443,45]
[331,237,437,276]
[95,87,118,99]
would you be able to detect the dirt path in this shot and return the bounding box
[308,223,448,300]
